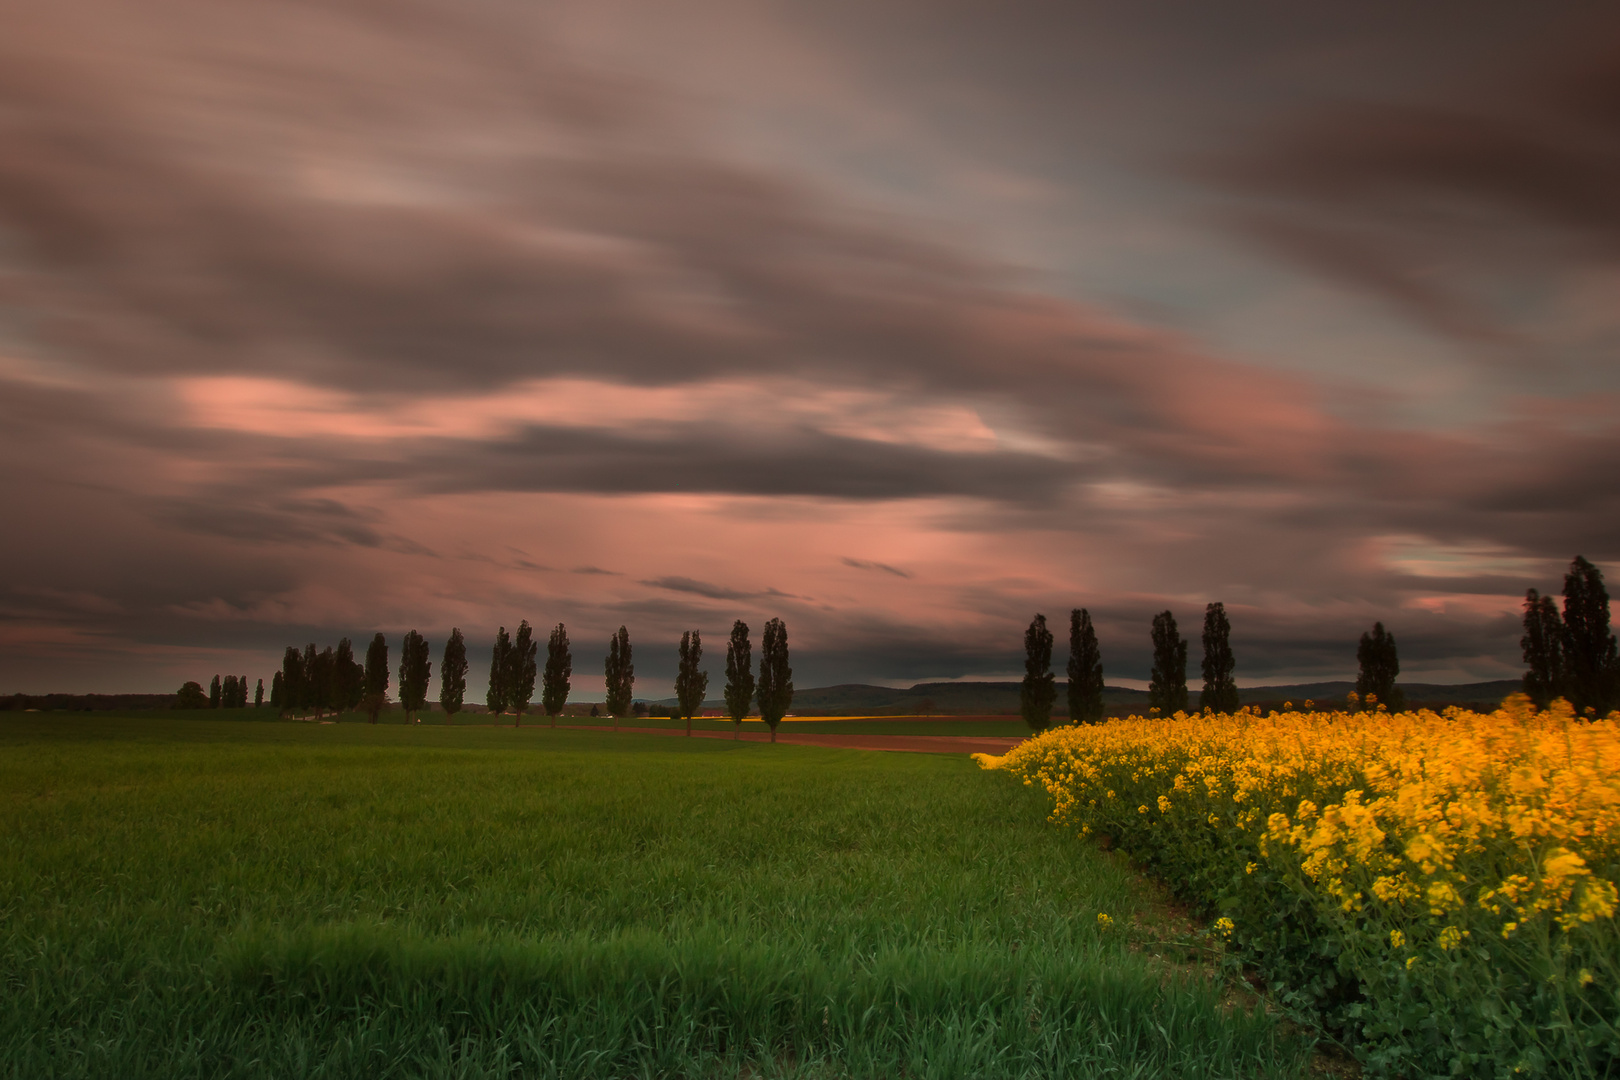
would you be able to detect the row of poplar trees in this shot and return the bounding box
[1019,604,1406,731]
[266,618,796,739]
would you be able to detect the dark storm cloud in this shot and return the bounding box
[1201,36,1620,349]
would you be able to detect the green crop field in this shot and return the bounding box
[0,715,1312,1079]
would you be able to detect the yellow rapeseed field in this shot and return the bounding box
[977,696,1619,1077]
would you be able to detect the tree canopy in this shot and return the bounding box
[1199,602,1239,714]
[1149,611,1189,715]
[1020,613,1056,731]
[1066,608,1104,724]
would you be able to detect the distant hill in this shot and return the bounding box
[659,678,1522,716]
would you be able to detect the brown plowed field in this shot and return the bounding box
[557,724,1024,754]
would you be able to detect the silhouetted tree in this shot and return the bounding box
[334,638,363,712]
[1021,613,1057,731]
[1562,556,1618,717]
[254,678,264,708]
[312,646,336,719]
[269,673,282,711]
[439,628,468,717]
[604,626,634,726]
[508,620,538,726]
[542,623,572,726]
[176,681,208,709]
[1067,608,1105,724]
[1149,611,1189,715]
[1200,602,1240,714]
[1355,622,1404,711]
[209,675,222,709]
[675,630,708,736]
[280,647,304,718]
[221,675,238,709]
[1521,588,1566,709]
[399,630,432,724]
[757,618,793,742]
[363,633,389,723]
[301,644,318,716]
[487,626,511,717]
[724,620,753,740]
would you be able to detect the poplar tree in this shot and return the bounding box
[301,644,318,716]
[209,675,222,709]
[221,675,238,709]
[724,620,754,739]
[312,646,336,719]
[604,626,634,725]
[280,647,304,718]
[1067,608,1105,724]
[1021,613,1057,731]
[363,633,389,723]
[334,638,363,713]
[1521,588,1566,709]
[269,671,283,712]
[508,620,538,726]
[1355,622,1405,711]
[398,630,432,724]
[439,628,468,717]
[542,623,572,725]
[487,627,511,717]
[1199,602,1240,714]
[254,678,264,708]
[675,630,708,735]
[757,618,793,742]
[1562,556,1618,717]
[1149,611,1189,715]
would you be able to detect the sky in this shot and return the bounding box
[2,0,1618,699]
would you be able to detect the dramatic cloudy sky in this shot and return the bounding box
[3,0,1617,697]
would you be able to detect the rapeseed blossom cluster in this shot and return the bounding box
[976,696,1619,1078]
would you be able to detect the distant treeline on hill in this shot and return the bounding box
[3,693,177,712]
[662,680,1525,717]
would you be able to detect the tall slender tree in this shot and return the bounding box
[604,626,635,726]
[1521,588,1566,709]
[280,646,304,718]
[508,620,538,726]
[398,630,432,724]
[439,628,468,717]
[1562,556,1618,717]
[1149,611,1189,715]
[221,675,238,710]
[1355,622,1404,711]
[757,618,793,742]
[542,623,572,726]
[724,620,753,740]
[334,638,363,713]
[270,671,284,712]
[254,678,264,708]
[209,675,222,709]
[363,633,390,723]
[487,627,511,717]
[1020,614,1057,731]
[1200,602,1240,714]
[1067,608,1105,724]
[312,646,337,719]
[301,643,319,717]
[675,630,708,736]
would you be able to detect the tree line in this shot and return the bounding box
[232,617,796,739]
[1018,554,1617,731]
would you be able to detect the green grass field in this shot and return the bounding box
[0,715,1312,1078]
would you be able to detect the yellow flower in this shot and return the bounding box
[1389,929,1405,949]
[1579,969,1595,987]
[1213,917,1235,937]
[1245,862,1258,875]
[1096,912,1113,929]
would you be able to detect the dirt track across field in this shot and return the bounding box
[556,725,1024,755]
